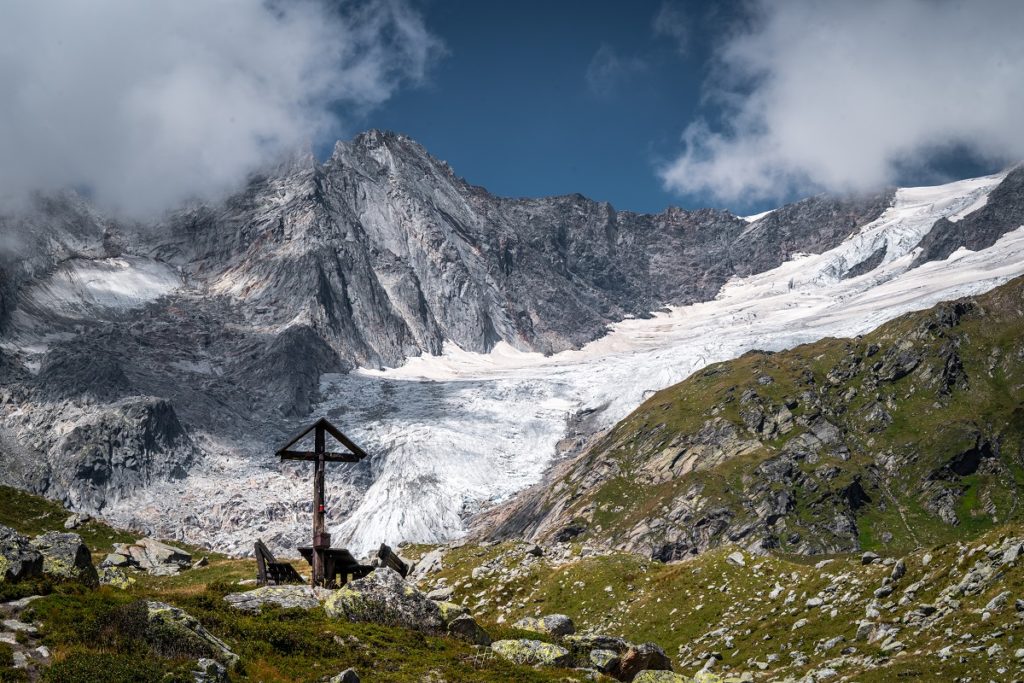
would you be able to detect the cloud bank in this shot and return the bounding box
[0,0,441,217]
[661,0,1024,202]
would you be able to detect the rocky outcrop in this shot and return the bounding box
[0,525,43,583]
[224,585,329,613]
[145,601,238,667]
[323,567,444,632]
[29,531,97,585]
[106,538,193,576]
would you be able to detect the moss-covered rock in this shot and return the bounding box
[145,601,238,667]
[323,568,443,632]
[222,585,327,613]
[435,600,468,626]
[97,566,136,590]
[0,524,43,583]
[490,639,572,667]
[30,531,97,586]
[512,614,575,638]
[632,672,689,683]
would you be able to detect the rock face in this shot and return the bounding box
[0,525,43,583]
[29,531,97,585]
[323,568,443,632]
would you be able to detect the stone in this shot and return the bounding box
[512,614,575,638]
[0,524,43,583]
[564,633,630,657]
[146,601,238,667]
[101,553,132,568]
[30,531,98,585]
[223,585,328,613]
[793,618,809,630]
[1015,648,1024,659]
[890,559,906,581]
[426,586,453,601]
[447,614,491,646]
[984,590,1011,612]
[435,600,469,625]
[589,648,620,672]
[608,642,672,682]
[128,538,192,575]
[525,544,543,557]
[632,672,688,683]
[411,549,443,579]
[193,658,228,682]
[726,551,745,567]
[98,566,137,589]
[323,568,443,632]
[3,619,38,634]
[63,513,92,530]
[490,639,572,667]
[861,552,880,565]
[329,669,361,683]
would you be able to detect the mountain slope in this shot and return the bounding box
[482,275,1024,560]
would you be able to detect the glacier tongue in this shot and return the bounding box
[100,172,1024,557]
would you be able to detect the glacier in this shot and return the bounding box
[89,171,1024,558]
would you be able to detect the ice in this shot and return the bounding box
[102,172,1024,557]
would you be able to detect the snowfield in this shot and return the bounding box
[102,172,1024,557]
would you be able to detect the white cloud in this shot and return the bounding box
[0,0,441,217]
[660,0,1024,202]
[586,44,647,97]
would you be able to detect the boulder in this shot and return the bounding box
[490,639,573,667]
[192,658,228,682]
[0,525,43,583]
[726,551,746,567]
[590,648,621,672]
[101,553,132,568]
[447,614,491,646]
[146,601,238,667]
[564,633,630,654]
[30,531,97,585]
[633,672,689,683]
[512,614,575,638]
[223,586,328,613]
[63,513,92,530]
[608,642,673,682]
[329,669,360,683]
[97,566,136,589]
[435,600,469,625]
[124,538,192,575]
[323,568,443,632]
[411,549,444,580]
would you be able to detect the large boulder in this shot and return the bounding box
[490,639,573,667]
[447,614,492,646]
[512,614,575,638]
[0,525,43,583]
[323,568,443,632]
[608,642,673,682]
[146,601,238,667]
[117,538,192,575]
[223,586,329,613]
[30,532,97,585]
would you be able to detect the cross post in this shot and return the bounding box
[276,417,370,587]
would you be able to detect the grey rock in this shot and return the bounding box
[323,567,443,632]
[30,531,97,585]
[490,639,572,667]
[0,524,43,583]
[425,586,453,601]
[63,513,92,530]
[512,613,575,638]
[224,585,328,612]
[146,601,238,667]
[192,658,228,683]
[862,552,880,565]
[589,648,620,672]
[447,614,491,646]
[984,590,1011,612]
[329,669,360,683]
[608,642,673,681]
[126,537,193,575]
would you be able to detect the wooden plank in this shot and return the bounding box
[275,417,370,461]
[279,450,363,462]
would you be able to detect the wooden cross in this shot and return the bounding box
[276,417,369,587]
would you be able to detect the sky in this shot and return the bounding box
[0,0,1021,217]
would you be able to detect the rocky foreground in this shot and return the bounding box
[5,479,1024,682]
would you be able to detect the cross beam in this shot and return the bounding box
[276,418,369,587]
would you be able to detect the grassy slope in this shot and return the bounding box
[540,275,1024,557]
[0,486,565,682]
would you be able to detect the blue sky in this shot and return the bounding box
[350,0,1007,215]
[354,0,731,214]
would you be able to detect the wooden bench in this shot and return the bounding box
[254,539,305,586]
[298,546,374,588]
